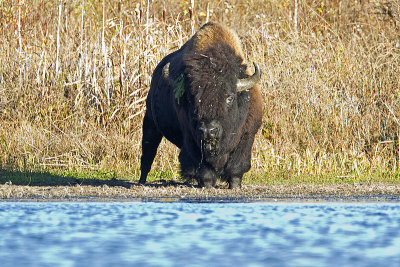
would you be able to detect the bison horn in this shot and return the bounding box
[236,62,262,92]
[162,62,178,88]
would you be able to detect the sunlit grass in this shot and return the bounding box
[245,169,400,185]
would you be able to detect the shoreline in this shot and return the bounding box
[1,183,400,203]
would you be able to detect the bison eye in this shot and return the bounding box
[226,95,235,105]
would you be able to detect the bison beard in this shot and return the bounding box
[139,22,263,189]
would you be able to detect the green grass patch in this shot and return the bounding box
[2,166,399,188]
[243,169,400,185]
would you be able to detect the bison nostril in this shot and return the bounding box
[199,121,222,140]
[199,126,208,138]
[208,127,218,138]
[200,126,218,139]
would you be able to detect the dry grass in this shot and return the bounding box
[1,0,400,184]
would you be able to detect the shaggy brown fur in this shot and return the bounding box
[186,22,245,58]
[140,22,263,189]
[182,22,262,145]
[183,42,246,119]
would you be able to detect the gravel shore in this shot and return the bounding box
[1,182,400,202]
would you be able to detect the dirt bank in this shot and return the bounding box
[1,182,400,202]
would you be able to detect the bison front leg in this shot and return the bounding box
[196,165,217,188]
[224,134,255,189]
[179,147,217,188]
[221,171,243,189]
[228,175,243,189]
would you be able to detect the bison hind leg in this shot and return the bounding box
[139,113,163,184]
[179,165,197,186]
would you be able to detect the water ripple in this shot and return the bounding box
[0,202,400,266]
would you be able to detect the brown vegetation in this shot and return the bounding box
[1,0,399,184]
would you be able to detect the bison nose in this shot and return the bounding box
[199,121,222,140]
[203,126,218,139]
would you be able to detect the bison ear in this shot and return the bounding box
[236,62,261,92]
[162,62,178,88]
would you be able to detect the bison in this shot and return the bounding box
[139,22,263,189]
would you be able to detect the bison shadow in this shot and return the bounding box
[0,168,199,188]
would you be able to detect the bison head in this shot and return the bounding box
[163,43,261,168]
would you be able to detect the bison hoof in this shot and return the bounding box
[202,182,214,188]
[199,178,216,188]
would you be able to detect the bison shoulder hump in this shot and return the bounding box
[189,22,244,58]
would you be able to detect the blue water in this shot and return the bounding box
[1,202,400,267]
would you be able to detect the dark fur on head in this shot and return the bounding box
[183,42,249,121]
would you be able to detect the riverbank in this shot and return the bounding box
[2,183,400,202]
